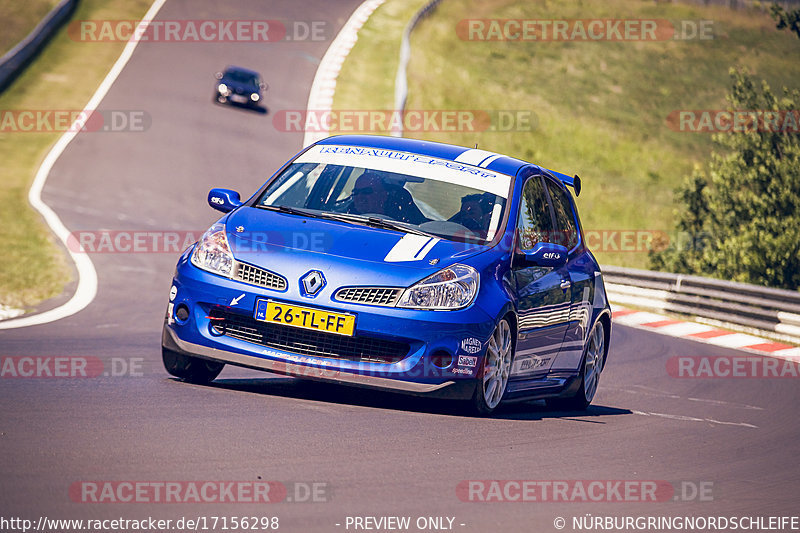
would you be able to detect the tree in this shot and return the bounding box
[770,4,800,39]
[650,70,800,290]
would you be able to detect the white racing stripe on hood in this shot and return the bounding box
[384,234,440,263]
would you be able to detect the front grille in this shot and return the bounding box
[234,262,286,291]
[334,287,402,307]
[208,309,409,364]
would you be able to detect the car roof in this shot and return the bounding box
[224,66,260,77]
[316,135,580,194]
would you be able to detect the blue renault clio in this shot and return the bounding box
[162,135,611,415]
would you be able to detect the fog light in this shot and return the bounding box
[430,352,453,369]
[175,304,190,323]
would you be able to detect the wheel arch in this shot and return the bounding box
[493,303,519,351]
[595,309,612,371]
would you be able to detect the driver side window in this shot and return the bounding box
[517,176,554,250]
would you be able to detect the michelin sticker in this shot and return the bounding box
[460,337,482,354]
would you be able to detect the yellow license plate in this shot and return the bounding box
[254,300,355,336]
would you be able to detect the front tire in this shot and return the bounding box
[163,347,224,384]
[471,318,514,416]
[547,319,605,411]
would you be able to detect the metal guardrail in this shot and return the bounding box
[0,0,78,93]
[603,265,800,345]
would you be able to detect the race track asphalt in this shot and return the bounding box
[1,1,798,531]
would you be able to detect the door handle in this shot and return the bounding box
[560,279,571,290]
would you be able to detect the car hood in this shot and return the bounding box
[220,78,257,94]
[224,207,488,286]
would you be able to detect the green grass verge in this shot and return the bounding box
[0,0,60,56]
[0,0,152,310]
[333,0,432,117]
[334,0,800,268]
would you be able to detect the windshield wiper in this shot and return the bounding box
[257,206,437,239]
[323,213,437,238]
[257,204,325,219]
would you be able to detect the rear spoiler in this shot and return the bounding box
[545,168,582,197]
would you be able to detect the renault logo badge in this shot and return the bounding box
[300,270,326,297]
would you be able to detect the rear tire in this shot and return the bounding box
[163,347,224,384]
[546,320,605,411]
[470,318,514,416]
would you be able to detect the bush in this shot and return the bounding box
[649,70,800,290]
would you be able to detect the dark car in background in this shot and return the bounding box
[214,66,266,108]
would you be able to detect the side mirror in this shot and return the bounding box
[215,71,223,80]
[208,188,242,213]
[259,81,268,91]
[520,242,568,268]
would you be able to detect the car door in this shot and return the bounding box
[510,176,572,379]
[542,176,592,372]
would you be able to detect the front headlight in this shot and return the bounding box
[396,264,479,310]
[250,92,260,102]
[191,223,233,277]
[217,83,229,95]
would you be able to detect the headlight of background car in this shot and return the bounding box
[191,223,233,277]
[397,264,479,310]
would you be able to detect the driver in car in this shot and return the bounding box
[349,172,428,225]
[351,172,389,216]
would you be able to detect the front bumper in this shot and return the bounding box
[163,327,477,399]
[162,254,497,400]
[217,90,259,106]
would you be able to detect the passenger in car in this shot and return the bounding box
[449,193,491,235]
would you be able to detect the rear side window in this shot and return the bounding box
[517,177,554,250]
[545,179,579,250]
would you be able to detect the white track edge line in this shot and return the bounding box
[302,0,386,148]
[0,0,169,330]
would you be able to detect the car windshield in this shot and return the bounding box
[225,70,258,86]
[255,145,511,245]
